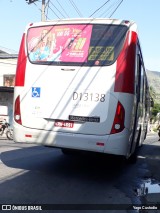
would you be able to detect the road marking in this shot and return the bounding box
[138,155,146,159]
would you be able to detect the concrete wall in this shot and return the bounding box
[0,58,17,86]
[0,58,17,126]
[0,91,13,126]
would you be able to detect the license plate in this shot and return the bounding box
[54,120,74,128]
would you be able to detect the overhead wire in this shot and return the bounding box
[89,0,124,18]
[47,3,61,19]
[49,0,66,18]
[55,0,70,18]
[109,0,123,17]
[33,2,42,14]
[99,0,122,18]
[26,0,69,22]
[45,0,50,20]
[89,0,111,18]
[32,0,60,20]
[68,0,83,17]
[33,1,50,20]
[42,0,60,20]
[30,0,124,22]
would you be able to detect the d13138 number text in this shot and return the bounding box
[72,92,105,102]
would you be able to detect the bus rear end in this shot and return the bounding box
[13,19,137,157]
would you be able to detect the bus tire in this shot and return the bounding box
[127,149,138,164]
[127,129,141,164]
[144,127,148,140]
[61,148,78,155]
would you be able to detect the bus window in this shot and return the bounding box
[27,24,128,66]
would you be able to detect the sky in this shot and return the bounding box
[0,0,160,72]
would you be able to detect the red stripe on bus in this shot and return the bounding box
[114,31,137,94]
[15,33,27,86]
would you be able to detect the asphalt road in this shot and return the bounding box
[0,132,160,213]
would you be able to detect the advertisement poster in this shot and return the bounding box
[27,24,93,63]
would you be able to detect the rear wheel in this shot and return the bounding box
[127,129,141,164]
[61,148,80,155]
[127,148,138,164]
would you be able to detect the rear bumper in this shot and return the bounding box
[13,124,130,156]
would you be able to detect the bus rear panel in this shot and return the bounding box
[13,19,149,158]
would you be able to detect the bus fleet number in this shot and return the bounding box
[73,92,105,102]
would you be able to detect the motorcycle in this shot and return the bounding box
[0,120,13,140]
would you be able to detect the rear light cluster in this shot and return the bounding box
[110,101,125,134]
[14,95,22,125]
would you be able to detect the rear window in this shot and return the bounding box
[27,24,128,66]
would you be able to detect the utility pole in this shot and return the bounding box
[41,0,46,21]
[25,0,38,4]
[26,0,46,21]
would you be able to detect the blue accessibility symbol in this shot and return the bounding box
[32,87,41,98]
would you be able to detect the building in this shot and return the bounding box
[0,46,18,125]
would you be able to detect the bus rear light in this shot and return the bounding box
[124,20,130,24]
[96,142,104,146]
[110,101,125,134]
[25,134,32,138]
[14,95,22,125]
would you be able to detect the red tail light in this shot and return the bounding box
[110,101,125,134]
[14,95,22,125]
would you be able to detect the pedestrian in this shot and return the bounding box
[157,124,160,141]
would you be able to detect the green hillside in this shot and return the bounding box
[146,70,160,104]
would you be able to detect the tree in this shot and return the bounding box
[150,86,156,100]
[151,103,160,121]
[149,86,160,121]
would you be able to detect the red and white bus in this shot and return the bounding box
[13,18,150,161]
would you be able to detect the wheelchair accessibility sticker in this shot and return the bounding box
[32,87,41,98]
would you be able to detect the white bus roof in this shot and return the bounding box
[27,18,136,28]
